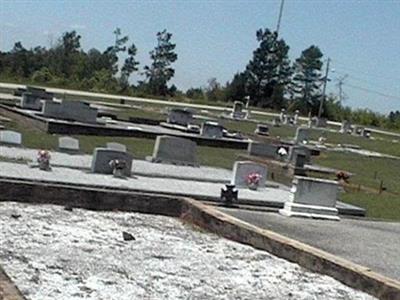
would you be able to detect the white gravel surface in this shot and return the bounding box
[0,202,376,300]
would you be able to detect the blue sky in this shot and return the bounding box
[1,0,399,114]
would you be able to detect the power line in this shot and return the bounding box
[343,83,400,101]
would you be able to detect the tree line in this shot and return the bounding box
[0,27,399,130]
[0,28,177,97]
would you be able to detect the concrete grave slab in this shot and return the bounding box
[231,161,268,188]
[0,130,22,145]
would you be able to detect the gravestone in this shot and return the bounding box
[167,108,193,126]
[255,124,269,136]
[292,152,307,175]
[231,161,267,188]
[58,136,79,152]
[340,120,352,134]
[0,130,22,145]
[231,101,246,119]
[201,122,224,139]
[279,109,286,123]
[279,176,340,220]
[150,135,198,166]
[107,142,127,152]
[21,92,42,110]
[294,127,310,144]
[288,146,311,164]
[247,142,278,159]
[91,148,133,176]
[293,110,299,125]
[42,100,98,124]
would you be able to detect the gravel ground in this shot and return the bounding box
[0,202,376,300]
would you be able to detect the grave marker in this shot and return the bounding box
[150,135,198,166]
[58,136,80,152]
[0,130,22,145]
[231,161,267,188]
[91,148,133,176]
[279,176,340,220]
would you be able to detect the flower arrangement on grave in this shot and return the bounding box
[336,171,350,183]
[246,172,262,190]
[109,159,127,178]
[37,150,51,171]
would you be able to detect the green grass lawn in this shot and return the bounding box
[341,192,400,221]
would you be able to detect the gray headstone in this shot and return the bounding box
[201,122,224,139]
[340,120,352,134]
[58,136,79,152]
[231,101,246,119]
[288,146,311,164]
[42,100,98,124]
[107,142,127,152]
[150,135,198,166]
[21,92,42,110]
[295,127,310,144]
[247,142,278,159]
[279,176,340,220]
[231,161,268,188]
[0,130,22,145]
[91,148,133,176]
[167,108,193,126]
[255,124,269,135]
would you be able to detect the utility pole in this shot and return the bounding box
[336,74,348,102]
[318,57,330,118]
[276,0,285,35]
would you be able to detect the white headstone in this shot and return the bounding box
[0,130,22,145]
[231,161,268,188]
[279,176,340,220]
[58,136,79,152]
[107,142,127,152]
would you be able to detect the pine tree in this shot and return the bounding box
[245,28,291,108]
[291,45,324,114]
[144,29,177,96]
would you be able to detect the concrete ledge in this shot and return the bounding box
[0,266,25,300]
[0,178,399,299]
[180,199,400,300]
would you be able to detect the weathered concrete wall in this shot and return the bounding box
[0,266,25,300]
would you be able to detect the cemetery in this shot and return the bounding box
[1,85,400,299]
